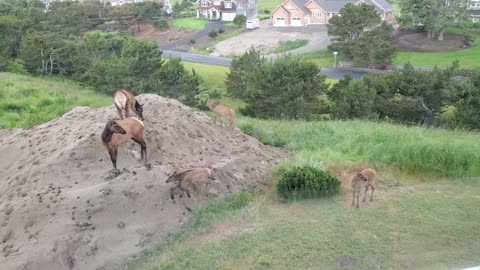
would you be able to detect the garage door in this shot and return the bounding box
[275,17,285,26]
[292,17,302,26]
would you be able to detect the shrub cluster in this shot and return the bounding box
[277,166,341,199]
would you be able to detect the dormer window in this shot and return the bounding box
[201,0,209,7]
[224,1,232,8]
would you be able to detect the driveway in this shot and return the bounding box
[212,20,331,56]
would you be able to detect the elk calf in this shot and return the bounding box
[206,100,235,127]
[350,168,377,208]
[113,89,144,120]
[166,168,216,200]
[101,117,147,171]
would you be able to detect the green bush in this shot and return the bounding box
[6,59,28,75]
[233,15,247,27]
[154,18,169,30]
[277,166,341,199]
[208,30,218,38]
[218,28,224,34]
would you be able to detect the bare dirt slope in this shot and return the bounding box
[0,94,287,270]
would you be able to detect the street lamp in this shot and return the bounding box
[333,51,338,68]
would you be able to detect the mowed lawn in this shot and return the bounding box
[171,18,209,30]
[183,62,229,89]
[394,44,480,69]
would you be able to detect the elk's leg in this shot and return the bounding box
[132,138,147,162]
[363,185,369,202]
[108,148,118,171]
[351,189,355,207]
[370,185,375,202]
[178,185,191,198]
[115,104,124,120]
[228,118,234,127]
[356,189,360,208]
[170,187,176,200]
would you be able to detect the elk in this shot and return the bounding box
[166,168,216,200]
[350,168,377,208]
[206,100,234,127]
[113,89,144,120]
[101,117,147,171]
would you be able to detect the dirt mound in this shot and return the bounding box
[0,94,287,270]
[395,30,470,52]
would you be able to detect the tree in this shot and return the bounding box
[350,22,396,66]
[328,74,376,119]
[328,3,381,58]
[399,0,470,40]
[243,54,328,119]
[233,15,247,27]
[452,69,480,129]
[226,47,265,99]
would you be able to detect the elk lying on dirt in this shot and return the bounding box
[101,117,147,171]
[166,168,216,200]
[113,89,144,120]
[206,100,235,127]
[350,168,377,208]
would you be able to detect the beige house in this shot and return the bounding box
[271,0,394,26]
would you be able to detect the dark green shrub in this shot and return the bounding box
[154,18,169,30]
[6,59,28,75]
[277,166,341,199]
[264,9,270,14]
[233,15,247,26]
[238,105,256,117]
[208,30,218,38]
[218,28,224,33]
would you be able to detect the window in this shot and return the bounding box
[201,1,209,7]
[471,0,480,8]
[276,17,285,20]
[224,1,232,8]
[316,12,322,18]
[292,17,301,20]
[473,16,480,22]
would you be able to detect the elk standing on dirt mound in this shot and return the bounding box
[113,89,144,120]
[166,168,216,200]
[101,117,147,171]
[206,100,235,127]
[350,168,377,208]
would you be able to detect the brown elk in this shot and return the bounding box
[350,168,377,208]
[166,168,216,200]
[113,89,144,120]
[101,117,147,171]
[206,100,234,127]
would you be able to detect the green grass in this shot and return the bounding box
[171,18,209,30]
[236,119,480,179]
[299,48,345,68]
[258,0,283,12]
[0,73,111,129]
[272,39,309,54]
[394,44,480,69]
[183,62,229,89]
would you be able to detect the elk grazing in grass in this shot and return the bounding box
[350,168,377,208]
[101,117,147,171]
[206,100,234,127]
[166,168,216,200]
[113,89,144,120]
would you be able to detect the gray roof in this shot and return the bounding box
[290,0,313,14]
[313,0,356,12]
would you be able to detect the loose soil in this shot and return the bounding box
[395,30,470,52]
[0,94,287,270]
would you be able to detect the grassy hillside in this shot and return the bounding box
[0,73,111,129]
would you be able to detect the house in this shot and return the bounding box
[469,0,480,22]
[271,0,393,27]
[197,0,257,21]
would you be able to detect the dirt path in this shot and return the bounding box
[0,95,287,270]
[212,20,331,56]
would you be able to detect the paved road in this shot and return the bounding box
[162,50,369,80]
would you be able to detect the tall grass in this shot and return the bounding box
[0,73,111,129]
[237,118,480,179]
[272,39,309,54]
